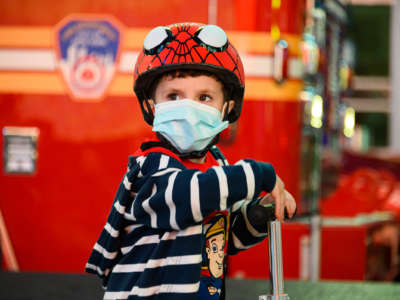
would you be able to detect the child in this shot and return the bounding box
[86,23,296,300]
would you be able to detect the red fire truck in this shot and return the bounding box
[0,0,353,279]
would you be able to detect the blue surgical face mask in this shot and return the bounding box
[152,99,229,154]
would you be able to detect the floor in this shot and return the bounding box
[1,272,400,300]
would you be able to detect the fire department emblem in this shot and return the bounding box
[56,16,121,100]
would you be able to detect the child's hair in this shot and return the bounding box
[149,69,232,103]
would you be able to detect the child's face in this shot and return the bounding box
[152,75,233,113]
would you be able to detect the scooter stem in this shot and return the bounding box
[259,220,289,300]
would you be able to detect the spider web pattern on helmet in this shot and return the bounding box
[145,23,242,83]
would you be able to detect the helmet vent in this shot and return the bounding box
[196,25,228,48]
[143,26,173,55]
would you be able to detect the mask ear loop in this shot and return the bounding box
[221,102,228,121]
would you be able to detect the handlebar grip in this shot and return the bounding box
[247,203,294,227]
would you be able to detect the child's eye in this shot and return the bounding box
[167,93,179,100]
[199,94,212,102]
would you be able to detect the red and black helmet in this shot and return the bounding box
[133,22,245,125]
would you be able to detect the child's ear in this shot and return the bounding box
[227,100,235,114]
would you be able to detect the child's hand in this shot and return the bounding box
[260,175,296,222]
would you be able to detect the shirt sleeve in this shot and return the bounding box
[85,160,141,287]
[227,198,269,256]
[125,153,276,230]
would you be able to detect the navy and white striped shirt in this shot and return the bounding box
[86,144,276,300]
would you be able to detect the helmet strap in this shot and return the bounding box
[142,98,154,122]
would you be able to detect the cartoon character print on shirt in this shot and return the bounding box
[198,211,229,299]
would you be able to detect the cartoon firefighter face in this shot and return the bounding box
[205,217,226,278]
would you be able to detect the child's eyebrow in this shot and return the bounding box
[163,87,181,93]
[197,88,217,94]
